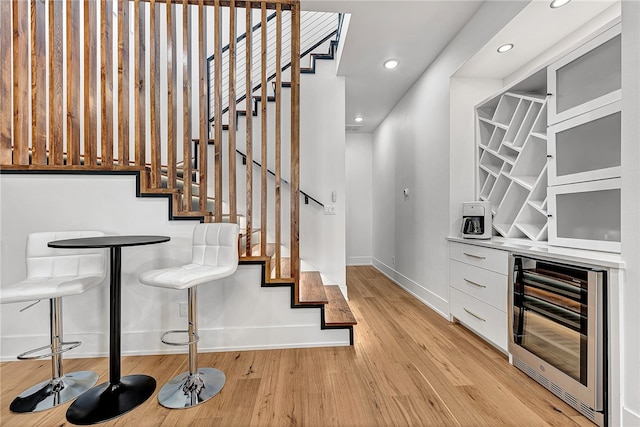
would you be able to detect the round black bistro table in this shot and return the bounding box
[48,235,170,425]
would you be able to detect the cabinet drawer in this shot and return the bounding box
[449,260,507,311]
[450,287,508,352]
[449,242,508,274]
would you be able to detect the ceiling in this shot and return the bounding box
[301,0,483,133]
[300,0,620,134]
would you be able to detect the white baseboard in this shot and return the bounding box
[371,258,448,318]
[623,406,640,427]
[347,256,372,266]
[0,325,351,362]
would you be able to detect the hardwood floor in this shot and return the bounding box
[0,266,593,426]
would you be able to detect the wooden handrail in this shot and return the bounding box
[191,140,324,207]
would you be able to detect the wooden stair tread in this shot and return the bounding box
[299,271,328,305]
[324,285,357,326]
[144,187,180,194]
[174,210,213,217]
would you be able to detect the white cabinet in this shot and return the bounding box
[546,23,622,253]
[547,101,621,186]
[474,22,622,251]
[547,178,621,252]
[547,24,621,126]
[449,242,508,352]
[476,91,548,241]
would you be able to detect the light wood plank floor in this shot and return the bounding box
[0,266,593,426]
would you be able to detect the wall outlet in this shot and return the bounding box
[323,205,336,215]
[392,256,396,265]
[179,302,188,317]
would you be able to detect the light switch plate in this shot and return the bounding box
[323,205,336,215]
[179,302,188,317]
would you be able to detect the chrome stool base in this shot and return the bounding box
[157,368,225,409]
[9,370,98,413]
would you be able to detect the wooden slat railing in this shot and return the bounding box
[0,0,301,286]
[182,0,193,210]
[260,2,268,257]
[118,0,131,167]
[274,4,282,278]
[244,4,254,256]
[290,4,301,292]
[0,2,11,164]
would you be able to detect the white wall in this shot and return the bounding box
[0,174,350,361]
[346,132,373,266]
[449,76,503,236]
[299,58,347,293]
[620,1,640,424]
[371,1,528,317]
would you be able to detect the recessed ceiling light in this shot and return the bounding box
[383,59,398,70]
[497,43,514,53]
[550,0,571,8]
[354,116,364,123]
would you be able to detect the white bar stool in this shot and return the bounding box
[0,231,106,413]
[139,223,239,409]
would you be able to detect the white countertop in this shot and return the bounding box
[447,236,625,269]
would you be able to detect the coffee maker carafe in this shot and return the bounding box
[461,201,492,239]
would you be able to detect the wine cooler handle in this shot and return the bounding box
[513,257,525,345]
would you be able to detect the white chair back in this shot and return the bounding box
[26,231,106,279]
[191,223,239,268]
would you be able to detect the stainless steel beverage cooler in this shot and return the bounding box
[509,255,606,426]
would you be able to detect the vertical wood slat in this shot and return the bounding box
[118,0,130,166]
[31,0,46,165]
[67,0,81,165]
[150,0,161,186]
[182,0,193,210]
[13,0,29,165]
[49,0,64,165]
[101,0,114,167]
[260,2,267,255]
[274,4,282,277]
[290,3,301,292]
[0,1,12,164]
[84,0,98,166]
[228,0,237,223]
[244,4,253,254]
[213,0,223,221]
[134,0,146,169]
[198,0,207,210]
[166,0,177,188]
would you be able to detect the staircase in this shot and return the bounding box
[0,0,355,347]
[163,34,356,342]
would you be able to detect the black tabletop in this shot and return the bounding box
[48,235,170,249]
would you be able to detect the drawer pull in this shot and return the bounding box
[464,308,486,322]
[463,252,486,260]
[464,278,487,288]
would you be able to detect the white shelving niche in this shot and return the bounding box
[476,76,548,242]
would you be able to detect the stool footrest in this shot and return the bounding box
[161,330,200,346]
[17,340,81,360]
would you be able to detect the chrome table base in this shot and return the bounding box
[158,368,225,409]
[9,371,98,413]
